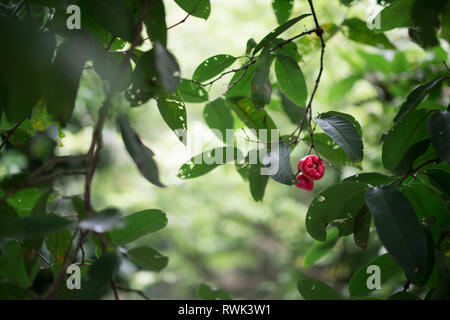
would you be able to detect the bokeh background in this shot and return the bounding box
[1,0,448,299]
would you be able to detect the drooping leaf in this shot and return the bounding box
[280,93,305,124]
[197,283,232,300]
[365,186,434,286]
[343,18,395,49]
[353,205,371,250]
[376,0,415,32]
[272,0,294,24]
[119,116,165,187]
[108,209,168,245]
[253,14,311,54]
[174,0,211,20]
[93,50,132,92]
[177,147,244,179]
[306,182,369,241]
[297,278,340,300]
[193,55,237,83]
[203,98,234,143]
[315,114,364,162]
[394,77,446,123]
[156,92,187,144]
[145,0,167,46]
[427,110,450,163]
[424,169,450,195]
[248,162,269,202]
[304,229,339,268]
[226,64,255,99]
[275,54,307,107]
[127,247,168,272]
[251,49,272,109]
[348,253,403,297]
[382,110,432,175]
[154,42,181,93]
[261,144,295,185]
[178,79,208,103]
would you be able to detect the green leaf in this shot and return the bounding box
[376,0,415,32]
[227,97,277,140]
[0,241,39,289]
[297,278,340,300]
[306,182,369,241]
[45,229,73,278]
[226,64,255,99]
[6,188,46,216]
[108,209,168,245]
[343,18,395,49]
[319,111,363,136]
[46,38,88,124]
[253,14,311,54]
[79,208,124,233]
[249,161,269,202]
[203,98,234,143]
[192,54,237,83]
[79,0,136,42]
[424,169,450,195]
[262,144,295,185]
[272,0,294,24]
[156,92,187,144]
[343,172,394,185]
[275,54,307,107]
[126,247,168,272]
[145,0,167,46]
[389,292,420,300]
[382,110,432,175]
[394,77,446,123]
[197,283,232,300]
[353,205,371,250]
[174,0,211,20]
[280,93,305,124]
[328,75,360,103]
[119,116,165,187]
[177,147,243,179]
[154,42,181,93]
[178,79,209,103]
[315,114,364,162]
[348,253,403,297]
[302,133,362,169]
[246,38,257,56]
[304,229,339,268]
[365,186,434,286]
[251,49,272,109]
[431,265,450,299]
[427,110,450,163]
[93,51,132,92]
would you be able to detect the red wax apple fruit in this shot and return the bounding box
[295,173,314,191]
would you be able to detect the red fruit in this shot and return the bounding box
[295,173,314,191]
[300,155,325,181]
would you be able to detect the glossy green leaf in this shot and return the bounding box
[280,93,305,124]
[306,182,369,241]
[376,0,415,32]
[108,209,168,245]
[320,111,362,136]
[253,14,311,54]
[249,162,269,202]
[382,109,432,174]
[394,77,445,123]
[315,114,364,162]
[343,18,395,49]
[154,42,181,93]
[343,172,394,185]
[275,54,307,107]
[349,253,403,297]
[272,0,294,24]
[145,0,167,46]
[365,186,434,286]
[193,54,237,83]
[304,229,339,268]
[226,64,255,98]
[251,49,272,109]
[427,110,450,163]
[261,144,295,185]
[127,247,168,272]
[174,0,211,20]
[424,169,450,195]
[177,147,243,179]
[203,98,234,142]
[156,92,187,144]
[197,283,232,300]
[297,278,340,300]
[178,79,208,103]
[119,116,165,187]
[353,205,371,250]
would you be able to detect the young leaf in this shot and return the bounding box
[315,114,364,162]
[427,110,450,163]
[126,247,168,272]
[203,98,234,143]
[174,0,211,20]
[108,209,168,245]
[306,182,369,241]
[251,49,272,109]
[192,54,237,83]
[253,14,311,54]
[348,253,403,297]
[197,283,232,300]
[118,116,165,187]
[145,0,167,46]
[177,147,243,179]
[156,92,187,143]
[365,186,434,286]
[394,77,446,123]
[272,0,294,24]
[275,54,307,107]
[297,278,340,300]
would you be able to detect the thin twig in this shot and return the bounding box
[167,14,190,30]
[115,283,151,300]
[0,119,25,150]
